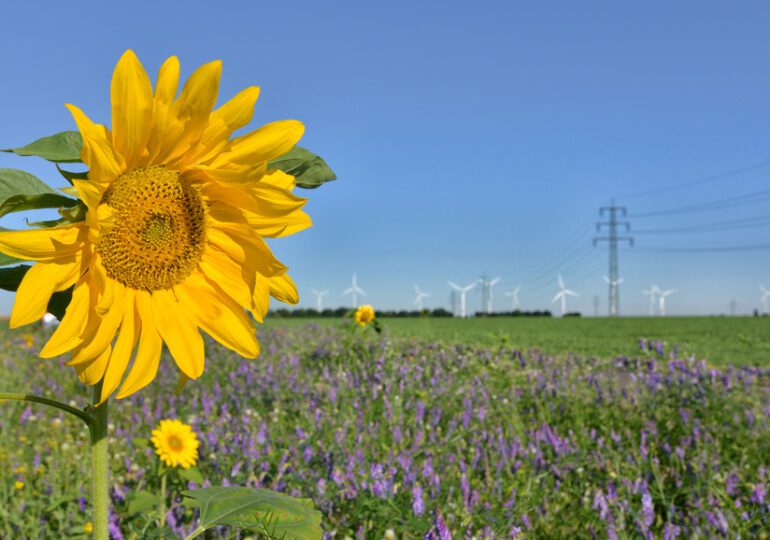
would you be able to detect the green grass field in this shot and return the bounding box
[265,316,770,366]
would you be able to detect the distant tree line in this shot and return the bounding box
[267,308,560,318]
[473,310,554,318]
[267,307,456,318]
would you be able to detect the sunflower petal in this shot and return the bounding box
[40,280,91,358]
[163,60,222,165]
[0,223,86,261]
[68,282,126,365]
[152,289,204,379]
[111,50,153,168]
[251,276,271,322]
[196,86,260,162]
[75,345,111,385]
[146,56,181,163]
[10,257,81,328]
[65,104,124,183]
[99,290,140,404]
[206,224,287,277]
[116,291,163,399]
[268,273,299,304]
[214,120,304,167]
[198,244,254,307]
[178,273,259,358]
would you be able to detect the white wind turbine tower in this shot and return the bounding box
[479,276,501,314]
[504,286,521,311]
[311,289,329,312]
[760,285,770,315]
[642,285,661,316]
[658,288,677,316]
[414,285,430,311]
[602,276,624,316]
[448,281,476,318]
[342,273,366,308]
[551,274,579,316]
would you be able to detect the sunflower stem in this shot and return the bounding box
[90,383,110,540]
[159,472,167,536]
[0,392,92,426]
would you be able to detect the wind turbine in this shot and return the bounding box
[551,274,579,316]
[479,276,501,314]
[503,286,521,310]
[311,289,329,312]
[414,285,430,311]
[658,289,677,316]
[448,281,476,318]
[642,285,661,316]
[603,275,624,316]
[760,285,770,315]
[342,274,366,307]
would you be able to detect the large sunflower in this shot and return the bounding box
[0,50,311,403]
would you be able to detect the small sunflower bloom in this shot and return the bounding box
[14,481,24,490]
[151,419,199,469]
[354,305,375,326]
[0,50,311,403]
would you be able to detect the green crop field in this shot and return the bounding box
[265,316,770,366]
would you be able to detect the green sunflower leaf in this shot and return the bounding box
[2,131,83,163]
[0,264,29,291]
[0,252,24,267]
[179,466,205,485]
[47,287,72,320]
[181,486,323,540]
[269,146,336,190]
[0,169,78,221]
[125,490,160,516]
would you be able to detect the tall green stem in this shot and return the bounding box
[90,384,109,540]
[0,392,92,426]
[159,472,167,536]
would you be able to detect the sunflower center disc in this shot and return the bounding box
[167,435,183,450]
[97,166,206,291]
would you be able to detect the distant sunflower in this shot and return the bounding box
[0,50,311,403]
[151,419,199,469]
[354,305,375,326]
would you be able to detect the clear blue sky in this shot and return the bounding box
[1,0,770,316]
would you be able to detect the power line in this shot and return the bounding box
[630,188,770,218]
[618,158,770,200]
[634,213,770,234]
[635,242,770,253]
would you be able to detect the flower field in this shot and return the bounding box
[1,321,769,539]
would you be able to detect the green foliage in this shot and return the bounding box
[0,168,80,230]
[0,252,23,267]
[178,466,205,485]
[268,146,336,189]
[268,315,770,366]
[182,486,323,540]
[0,264,29,291]
[126,490,160,515]
[2,131,83,163]
[0,168,76,215]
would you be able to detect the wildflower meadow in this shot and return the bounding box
[2,320,768,538]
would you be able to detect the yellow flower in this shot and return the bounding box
[0,50,311,403]
[20,334,34,349]
[14,481,24,490]
[151,419,199,469]
[354,305,375,326]
[83,522,93,534]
